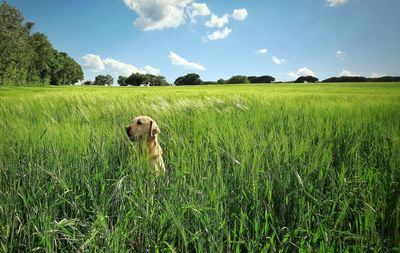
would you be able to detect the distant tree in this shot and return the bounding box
[226,75,249,84]
[174,73,202,86]
[123,73,169,86]
[368,76,400,82]
[148,75,169,86]
[248,75,275,83]
[322,76,368,83]
[294,76,319,83]
[94,74,113,86]
[118,76,128,86]
[217,79,226,84]
[125,73,148,86]
[83,80,94,85]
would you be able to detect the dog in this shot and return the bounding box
[126,116,166,177]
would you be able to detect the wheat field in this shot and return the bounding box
[1,83,399,252]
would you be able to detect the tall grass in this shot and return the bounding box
[1,83,399,252]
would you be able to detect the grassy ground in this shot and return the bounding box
[1,83,399,252]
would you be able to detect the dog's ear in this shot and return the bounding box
[149,120,160,137]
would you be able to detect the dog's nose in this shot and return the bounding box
[126,126,131,136]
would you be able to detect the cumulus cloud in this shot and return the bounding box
[288,67,316,79]
[340,69,359,76]
[168,51,206,71]
[370,72,387,78]
[205,14,229,28]
[204,27,232,41]
[123,0,192,31]
[102,58,141,76]
[326,0,348,7]
[82,54,105,72]
[256,48,268,54]
[231,8,248,21]
[188,2,211,22]
[336,50,347,59]
[82,54,159,76]
[142,65,161,75]
[272,56,285,65]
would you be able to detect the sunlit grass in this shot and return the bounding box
[1,83,399,252]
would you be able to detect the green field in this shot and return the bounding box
[1,83,399,252]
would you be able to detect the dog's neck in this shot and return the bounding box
[137,135,157,154]
[146,135,157,151]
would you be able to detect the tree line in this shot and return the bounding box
[86,72,400,86]
[173,73,276,85]
[85,73,276,86]
[0,2,83,86]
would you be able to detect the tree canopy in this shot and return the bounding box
[118,73,169,86]
[0,2,83,86]
[226,75,249,84]
[322,76,400,83]
[94,75,113,86]
[248,75,275,83]
[174,73,202,86]
[294,76,319,83]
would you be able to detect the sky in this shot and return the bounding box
[8,0,400,83]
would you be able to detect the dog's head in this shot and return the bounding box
[126,116,160,142]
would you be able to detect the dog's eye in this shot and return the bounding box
[137,120,142,125]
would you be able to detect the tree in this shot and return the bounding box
[125,73,148,86]
[50,52,83,85]
[83,80,94,85]
[322,76,368,83]
[226,75,249,84]
[0,2,83,86]
[118,76,128,86]
[294,76,319,83]
[28,32,58,84]
[120,73,169,86]
[248,75,275,83]
[94,74,113,86]
[369,76,400,82]
[217,79,226,84]
[0,2,34,85]
[147,75,169,86]
[174,73,202,86]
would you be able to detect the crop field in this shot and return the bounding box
[0,83,399,252]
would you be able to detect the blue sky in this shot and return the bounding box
[9,0,400,83]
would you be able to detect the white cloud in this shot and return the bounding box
[102,58,141,76]
[82,54,105,72]
[336,50,346,58]
[168,51,206,71]
[82,54,159,76]
[188,2,211,22]
[256,48,268,54]
[123,0,192,31]
[205,14,229,28]
[204,27,232,41]
[340,69,359,76]
[143,65,161,75]
[326,0,348,7]
[231,8,248,21]
[272,56,285,65]
[288,67,316,79]
[370,72,387,78]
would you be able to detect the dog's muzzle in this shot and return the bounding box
[126,126,141,142]
[126,126,134,140]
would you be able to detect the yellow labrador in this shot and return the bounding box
[126,116,166,177]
